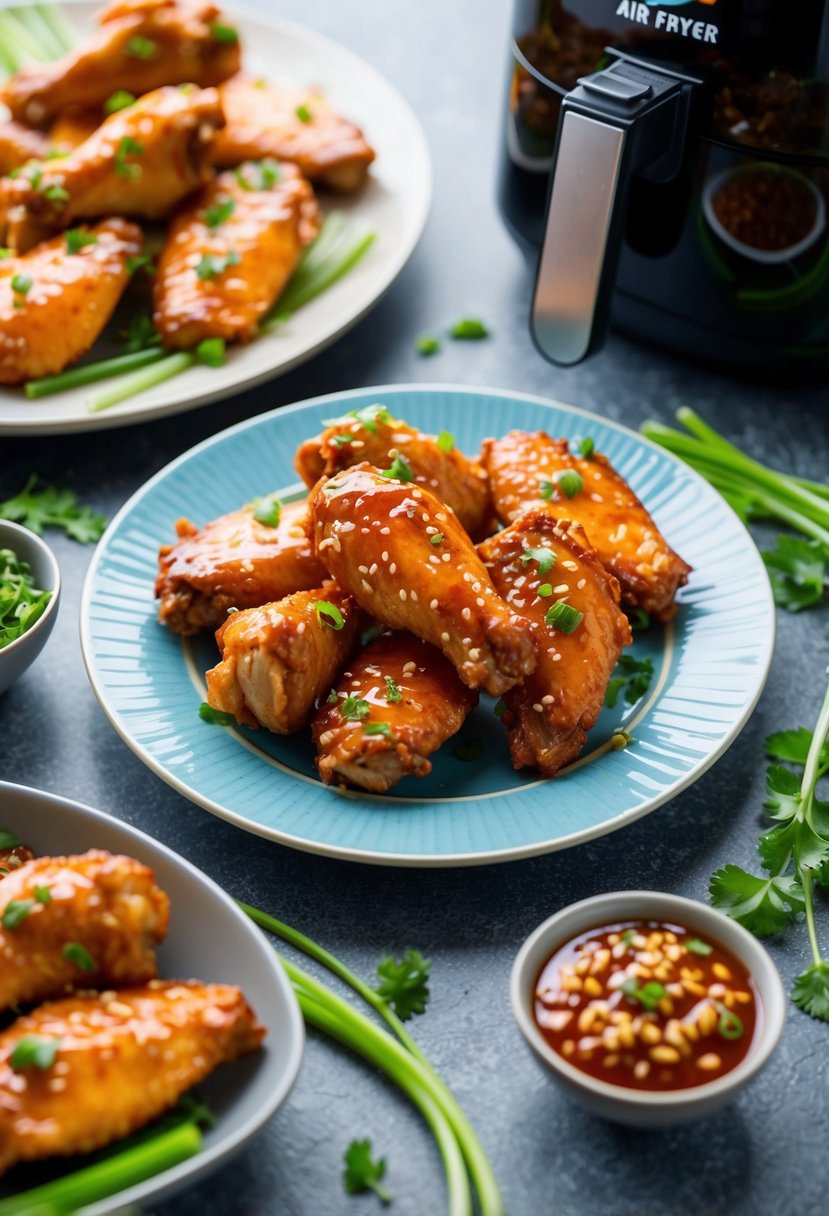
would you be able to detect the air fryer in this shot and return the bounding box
[498,0,829,370]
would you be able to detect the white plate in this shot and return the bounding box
[0,2,431,434]
[0,780,304,1215]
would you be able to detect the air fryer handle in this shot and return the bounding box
[531,59,696,367]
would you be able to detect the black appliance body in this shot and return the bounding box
[499,0,829,370]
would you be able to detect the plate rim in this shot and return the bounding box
[80,382,776,868]
[0,1,433,436]
[0,778,305,1215]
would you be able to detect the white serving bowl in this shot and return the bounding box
[511,890,786,1126]
[0,518,61,695]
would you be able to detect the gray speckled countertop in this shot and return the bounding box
[2,2,828,1214]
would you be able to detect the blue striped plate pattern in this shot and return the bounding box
[80,386,775,866]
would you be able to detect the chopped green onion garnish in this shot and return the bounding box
[620,978,667,1011]
[203,198,236,229]
[520,547,556,575]
[43,184,69,202]
[34,885,51,904]
[2,899,33,930]
[104,90,136,114]
[556,469,583,499]
[198,702,236,726]
[114,136,143,178]
[210,21,239,42]
[539,479,554,500]
[316,600,345,630]
[11,1035,60,1071]
[62,941,95,972]
[579,437,595,458]
[325,403,391,433]
[125,34,156,58]
[628,607,651,631]
[715,1001,744,1040]
[610,730,634,750]
[384,676,402,703]
[430,533,444,546]
[621,929,636,945]
[195,250,240,280]
[537,583,553,597]
[544,602,583,633]
[65,229,98,254]
[416,336,440,356]
[251,493,282,527]
[380,453,413,483]
[341,696,370,721]
[449,317,489,340]
[196,337,226,367]
[295,103,312,122]
[686,938,713,956]
[126,252,154,276]
[437,431,454,453]
[11,273,31,296]
[234,159,280,191]
[363,722,393,738]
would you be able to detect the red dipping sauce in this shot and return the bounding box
[533,920,761,1092]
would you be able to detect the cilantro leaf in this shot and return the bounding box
[374,949,431,1020]
[762,535,826,612]
[766,727,829,771]
[0,475,107,542]
[763,764,802,821]
[604,655,654,709]
[709,864,804,935]
[343,1139,392,1203]
[792,961,829,1022]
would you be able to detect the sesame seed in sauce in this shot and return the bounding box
[462,607,471,621]
[553,584,569,594]
[402,661,417,674]
[441,631,450,642]
[399,589,408,601]
[577,578,586,589]
[430,598,439,609]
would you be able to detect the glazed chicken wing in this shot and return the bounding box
[212,73,375,193]
[0,218,142,384]
[0,0,241,127]
[0,980,263,1177]
[156,498,327,635]
[295,405,493,539]
[0,850,169,1012]
[0,121,50,176]
[308,464,536,696]
[312,632,477,792]
[153,161,319,348]
[0,85,223,252]
[481,430,691,622]
[206,582,362,734]
[479,509,632,776]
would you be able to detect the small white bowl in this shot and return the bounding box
[0,519,61,695]
[702,165,826,265]
[511,890,786,1126]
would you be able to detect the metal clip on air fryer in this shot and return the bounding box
[532,55,699,366]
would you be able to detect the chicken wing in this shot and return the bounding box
[481,430,691,622]
[0,122,50,176]
[211,73,375,193]
[0,218,143,384]
[0,979,263,1177]
[312,632,477,791]
[308,464,536,696]
[156,498,327,635]
[0,0,241,127]
[295,404,493,539]
[0,85,223,252]
[0,850,169,1012]
[205,582,362,734]
[479,508,632,776]
[48,106,102,151]
[152,161,319,348]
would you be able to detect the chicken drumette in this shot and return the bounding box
[308,464,536,696]
[0,85,223,252]
[211,73,375,193]
[153,161,319,348]
[206,582,363,734]
[312,632,477,792]
[0,218,142,383]
[295,404,493,539]
[156,499,327,635]
[479,508,632,776]
[481,430,691,622]
[0,980,264,1177]
[0,850,169,1011]
[0,121,50,176]
[0,0,241,127]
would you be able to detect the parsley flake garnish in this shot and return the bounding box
[2,899,33,930]
[65,229,98,255]
[340,696,370,721]
[114,136,144,178]
[62,941,95,972]
[104,90,136,114]
[604,655,654,709]
[195,250,241,280]
[203,198,236,229]
[384,676,402,703]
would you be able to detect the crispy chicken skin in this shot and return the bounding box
[212,73,375,192]
[0,843,35,877]
[308,464,536,696]
[48,106,103,151]
[294,407,493,539]
[0,85,223,252]
[156,499,327,635]
[479,510,632,776]
[481,430,691,622]
[153,162,320,348]
[206,582,362,734]
[0,980,264,1177]
[0,850,169,1012]
[0,122,51,176]
[0,218,142,384]
[312,632,477,792]
[0,0,241,127]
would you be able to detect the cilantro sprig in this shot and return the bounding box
[374,949,431,1021]
[710,669,829,1020]
[604,655,654,709]
[0,475,106,542]
[343,1138,392,1204]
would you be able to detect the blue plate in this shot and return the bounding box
[80,386,774,866]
